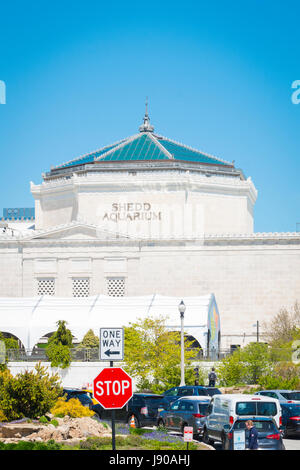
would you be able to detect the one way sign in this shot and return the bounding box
[100,328,124,361]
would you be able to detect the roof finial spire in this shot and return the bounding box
[139,97,154,133]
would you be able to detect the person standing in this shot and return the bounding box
[208,367,217,387]
[246,420,259,450]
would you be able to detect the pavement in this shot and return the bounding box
[283,437,300,450]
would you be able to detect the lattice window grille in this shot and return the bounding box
[107,277,125,297]
[37,278,55,296]
[72,278,90,297]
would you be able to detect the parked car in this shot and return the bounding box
[222,417,285,450]
[202,394,282,446]
[281,403,300,438]
[92,393,166,428]
[62,388,94,408]
[157,396,210,438]
[255,390,300,404]
[162,385,222,406]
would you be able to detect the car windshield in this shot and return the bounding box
[198,403,209,415]
[206,388,221,397]
[234,420,277,432]
[164,388,178,396]
[236,401,277,416]
[281,392,300,401]
[144,396,165,406]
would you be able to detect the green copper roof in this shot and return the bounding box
[97,133,169,162]
[53,112,233,171]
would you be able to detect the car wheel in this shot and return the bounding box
[127,414,140,428]
[157,419,165,430]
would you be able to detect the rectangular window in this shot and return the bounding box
[236,401,277,417]
[107,277,125,297]
[72,278,90,297]
[37,278,55,296]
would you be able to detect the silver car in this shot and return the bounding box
[157,396,210,438]
[255,390,300,404]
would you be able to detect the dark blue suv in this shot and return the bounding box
[92,393,166,428]
[162,385,222,407]
[281,403,300,437]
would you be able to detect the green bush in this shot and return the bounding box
[0,440,61,450]
[45,343,72,369]
[258,362,300,390]
[0,363,62,421]
[39,415,49,424]
[216,343,272,386]
[45,320,73,369]
[77,329,99,349]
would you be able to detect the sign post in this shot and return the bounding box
[93,367,133,450]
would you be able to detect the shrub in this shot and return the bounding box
[45,343,72,369]
[45,320,73,369]
[0,440,62,451]
[0,407,7,422]
[39,415,49,424]
[51,397,95,418]
[77,330,99,349]
[258,362,300,390]
[0,363,62,421]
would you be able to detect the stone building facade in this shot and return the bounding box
[1,110,299,349]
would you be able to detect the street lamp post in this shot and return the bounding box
[178,300,186,386]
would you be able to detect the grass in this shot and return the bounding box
[0,422,205,451]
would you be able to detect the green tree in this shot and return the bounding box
[264,302,300,348]
[0,333,19,371]
[216,342,272,386]
[45,320,73,369]
[258,362,300,390]
[124,316,200,393]
[77,329,99,349]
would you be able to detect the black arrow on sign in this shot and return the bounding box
[104,349,120,357]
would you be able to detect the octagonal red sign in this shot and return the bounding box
[93,367,133,409]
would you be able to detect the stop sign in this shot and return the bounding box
[93,367,133,409]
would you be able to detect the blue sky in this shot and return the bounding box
[0,0,299,232]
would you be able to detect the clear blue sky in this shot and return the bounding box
[0,0,299,232]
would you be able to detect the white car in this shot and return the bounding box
[255,390,300,404]
[203,394,282,448]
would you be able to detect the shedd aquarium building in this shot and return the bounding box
[0,109,299,353]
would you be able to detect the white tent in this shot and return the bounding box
[0,294,221,356]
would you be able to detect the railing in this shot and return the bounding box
[6,348,101,362]
[6,347,233,362]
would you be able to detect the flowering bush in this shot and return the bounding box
[50,397,95,418]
